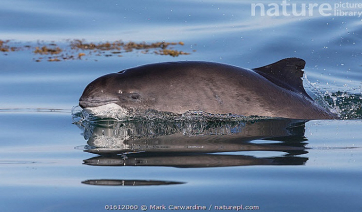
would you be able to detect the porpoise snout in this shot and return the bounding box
[79,94,119,108]
[79,94,93,108]
[79,97,88,108]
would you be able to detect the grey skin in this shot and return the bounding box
[79,58,337,120]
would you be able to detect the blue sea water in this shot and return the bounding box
[0,0,362,212]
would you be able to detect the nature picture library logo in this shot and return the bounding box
[251,0,362,17]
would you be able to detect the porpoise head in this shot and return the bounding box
[79,73,144,109]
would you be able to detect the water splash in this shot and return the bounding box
[323,91,362,119]
[303,76,362,120]
[73,114,250,142]
[72,102,276,124]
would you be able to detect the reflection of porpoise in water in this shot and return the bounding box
[79,58,337,119]
[74,118,309,168]
[81,119,308,155]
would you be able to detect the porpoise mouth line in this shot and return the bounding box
[79,100,119,108]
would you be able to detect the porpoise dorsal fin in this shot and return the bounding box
[253,58,312,100]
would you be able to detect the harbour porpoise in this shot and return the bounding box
[79,58,337,120]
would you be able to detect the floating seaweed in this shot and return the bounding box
[34,46,62,55]
[0,40,19,52]
[0,39,194,62]
[155,49,190,57]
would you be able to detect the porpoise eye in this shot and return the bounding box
[129,93,140,100]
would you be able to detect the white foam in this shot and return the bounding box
[83,103,129,120]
